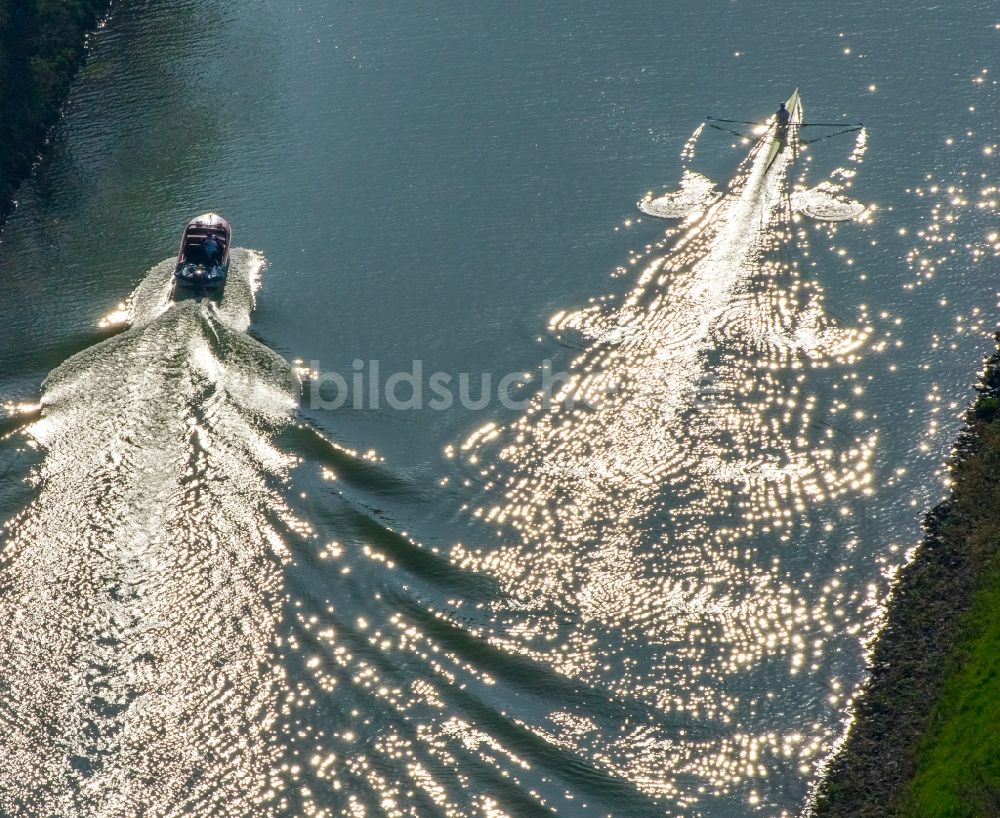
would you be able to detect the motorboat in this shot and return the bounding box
[174,213,232,288]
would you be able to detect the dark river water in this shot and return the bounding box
[1,1,998,816]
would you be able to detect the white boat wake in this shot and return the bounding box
[0,250,300,817]
[455,92,877,813]
[639,169,721,219]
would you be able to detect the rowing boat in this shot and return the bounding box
[640,88,807,220]
[762,87,802,171]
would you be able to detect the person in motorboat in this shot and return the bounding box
[202,232,221,267]
[173,214,231,291]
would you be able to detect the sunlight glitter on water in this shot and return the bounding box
[442,94,884,813]
[0,252,302,817]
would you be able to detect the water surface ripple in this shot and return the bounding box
[2,2,1000,817]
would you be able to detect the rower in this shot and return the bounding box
[775,102,791,130]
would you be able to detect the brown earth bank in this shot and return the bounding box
[813,332,1000,817]
[0,0,110,224]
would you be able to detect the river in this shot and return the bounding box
[0,1,998,816]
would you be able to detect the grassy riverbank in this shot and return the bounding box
[815,335,1000,817]
[0,0,108,222]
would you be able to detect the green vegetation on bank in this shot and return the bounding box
[907,560,1000,816]
[815,337,1000,817]
[903,403,1000,817]
[0,0,108,222]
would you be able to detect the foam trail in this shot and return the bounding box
[0,249,300,817]
[638,169,720,219]
[792,183,867,221]
[792,128,870,222]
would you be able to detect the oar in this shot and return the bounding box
[705,121,755,139]
[707,116,863,128]
[799,125,864,145]
[800,121,864,127]
[707,117,763,125]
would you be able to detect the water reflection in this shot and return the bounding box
[443,97,879,812]
[0,253,300,817]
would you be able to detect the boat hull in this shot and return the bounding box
[763,88,802,170]
[173,213,233,289]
